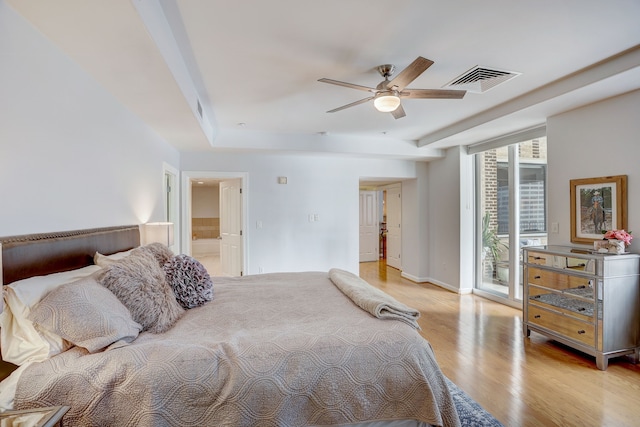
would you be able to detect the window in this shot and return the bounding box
[497,162,546,234]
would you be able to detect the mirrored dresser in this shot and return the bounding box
[522,245,640,370]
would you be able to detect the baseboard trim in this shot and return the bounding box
[400,272,472,295]
[400,271,427,283]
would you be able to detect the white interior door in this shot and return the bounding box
[220,179,243,276]
[359,191,379,262]
[386,185,401,270]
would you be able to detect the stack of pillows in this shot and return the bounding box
[1,243,213,374]
[95,243,214,333]
[0,243,213,408]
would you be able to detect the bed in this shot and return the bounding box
[0,225,461,427]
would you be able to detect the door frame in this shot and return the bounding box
[381,183,401,270]
[163,162,180,254]
[181,171,248,271]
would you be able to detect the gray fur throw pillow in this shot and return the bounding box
[131,243,174,267]
[98,250,184,333]
[163,255,213,309]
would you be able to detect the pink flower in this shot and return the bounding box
[603,229,633,246]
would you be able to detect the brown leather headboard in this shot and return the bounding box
[1,225,140,285]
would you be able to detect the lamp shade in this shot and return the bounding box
[141,222,174,246]
[373,93,401,112]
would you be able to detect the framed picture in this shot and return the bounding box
[570,175,627,244]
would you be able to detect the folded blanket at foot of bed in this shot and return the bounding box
[329,268,421,329]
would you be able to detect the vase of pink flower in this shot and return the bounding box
[603,229,632,254]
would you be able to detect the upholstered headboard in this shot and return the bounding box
[0,225,140,286]
[0,225,140,380]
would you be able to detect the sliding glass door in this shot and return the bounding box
[475,137,547,303]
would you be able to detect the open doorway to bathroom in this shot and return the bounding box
[191,179,222,275]
[182,171,247,277]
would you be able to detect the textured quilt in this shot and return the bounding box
[15,272,460,427]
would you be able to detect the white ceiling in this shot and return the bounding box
[8,0,640,160]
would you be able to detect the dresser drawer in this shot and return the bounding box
[527,267,592,290]
[528,304,594,346]
[527,252,549,265]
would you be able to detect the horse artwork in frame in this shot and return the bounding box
[570,175,627,244]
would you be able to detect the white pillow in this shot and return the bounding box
[93,249,133,267]
[0,361,34,410]
[0,265,102,366]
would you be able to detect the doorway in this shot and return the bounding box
[191,179,222,274]
[182,171,247,277]
[163,163,180,254]
[475,137,547,304]
[359,181,402,270]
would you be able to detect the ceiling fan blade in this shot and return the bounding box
[391,104,406,119]
[386,57,434,91]
[318,78,376,92]
[326,96,374,113]
[400,88,466,99]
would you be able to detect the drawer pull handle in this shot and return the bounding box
[534,275,541,279]
[534,315,541,319]
[534,257,542,260]
[577,330,586,334]
[577,307,586,311]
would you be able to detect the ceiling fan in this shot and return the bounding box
[318,56,466,119]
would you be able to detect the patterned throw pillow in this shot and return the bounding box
[29,273,142,353]
[163,255,214,309]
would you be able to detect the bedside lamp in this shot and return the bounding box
[141,222,174,246]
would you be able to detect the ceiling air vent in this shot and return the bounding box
[444,66,520,93]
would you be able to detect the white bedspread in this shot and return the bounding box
[15,272,460,427]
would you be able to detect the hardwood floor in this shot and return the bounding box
[359,261,640,427]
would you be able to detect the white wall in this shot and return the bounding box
[0,2,179,236]
[424,90,640,294]
[425,147,466,292]
[181,151,423,275]
[192,186,220,217]
[547,89,640,251]
[8,0,635,288]
[400,162,429,281]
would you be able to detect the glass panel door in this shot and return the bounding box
[476,138,547,302]
[477,147,510,297]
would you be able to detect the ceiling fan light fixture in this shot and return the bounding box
[373,93,401,112]
[319,57,464,119]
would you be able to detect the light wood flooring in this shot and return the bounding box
[197,254,222,276]
[359,260,640,427]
